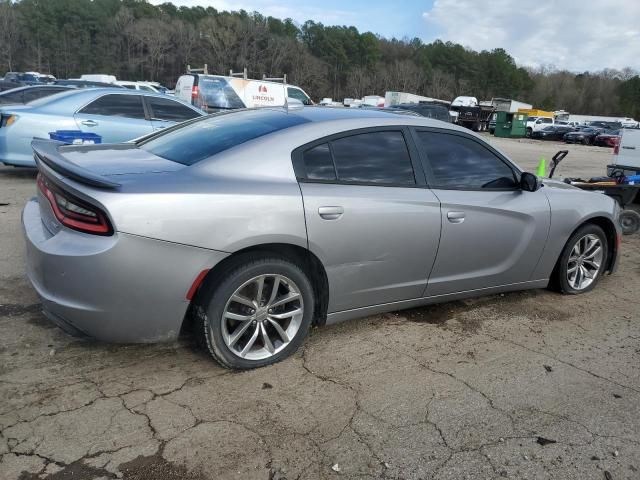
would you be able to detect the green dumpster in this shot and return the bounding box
[494,112,528,138]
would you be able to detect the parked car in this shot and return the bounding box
[23,107,620,369]
[53,79,125,89]
[526,116,554,137]
[0,88,204,166]
[564,126,604,144]
[115,81,160,93]
[3,72,43,86]
[389,102,452,123]
[531,125,576,141]
[593,129,621,147]
[0,80,21,92]
[589,121,622,130]
[175,72,313,112]
[0,85,72,105]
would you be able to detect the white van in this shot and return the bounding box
[80,74,117,84]
[175,73,313,112]
[609,128,640,175]
[115,81,160,93]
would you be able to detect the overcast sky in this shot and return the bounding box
[152,0,640,72]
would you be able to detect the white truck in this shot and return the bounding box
[526,116,555,137]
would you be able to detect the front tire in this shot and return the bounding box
[196,256,315,369]
[553,224,608,294]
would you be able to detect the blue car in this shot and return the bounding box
[0,88,205,166]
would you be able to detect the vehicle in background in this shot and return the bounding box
[0,80,21,92]
[361,95,385,107]
[526,116,554,137]
[115,81,160,93]
[389,102,451,123]
[609,129,640,176]
[450,96,494,131]
[22,107,620,369]
[593,129,621,148]
[588,120,622,130]
[53,79,125,89]
[0,85,72,105]
[80,74,117,84]
[384,91,449,108]
[175,68,313,113]
[146,82,173,95]
[0,88,204,167]
[531,125,576,140]
[3,72,43,86]
[26,72,56,83]
[563,126,604,145]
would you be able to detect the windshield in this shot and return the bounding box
[139,109,309,165]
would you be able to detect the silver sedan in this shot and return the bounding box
[23,107,621,369]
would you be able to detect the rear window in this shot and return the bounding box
[196,76,245,110]
[139,109,309,165]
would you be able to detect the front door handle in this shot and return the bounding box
[318,206,344,220]
[81,120,98,127]
[447,211,465,224]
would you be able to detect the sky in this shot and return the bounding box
[151,0,640,72]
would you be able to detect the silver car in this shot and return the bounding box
[22,107,621,369]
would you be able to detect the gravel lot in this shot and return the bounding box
[1,138,639,480]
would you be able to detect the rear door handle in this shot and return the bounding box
[318,206,344,220]
[447,211,465,224]
[622,146,636,150]
[81,120,98,127]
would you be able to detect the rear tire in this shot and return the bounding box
[620,210,640,235]
[553,224,608,294]
[195,255,315,369]
[526,128,532,138]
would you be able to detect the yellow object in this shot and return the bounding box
[536,157,546,177]
[518,108,554,118]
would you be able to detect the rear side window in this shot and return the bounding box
[139,109,309,165]
[303,144,336,180]
[416,131,517,189]
[0,90,24,104]
[79,94,146,119]
[196,76,244,110]
[147,97,200,122]
[301,131,415,185]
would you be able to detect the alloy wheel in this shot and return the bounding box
[221,274,304,360]
[566,234,604,290]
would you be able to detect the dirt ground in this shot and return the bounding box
[1,138,639,480]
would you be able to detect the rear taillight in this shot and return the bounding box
[191,85,199,99]
[613,137,620,155]
[37,173,113,235]
[0,114,18,128]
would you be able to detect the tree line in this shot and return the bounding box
[2,0,640,118]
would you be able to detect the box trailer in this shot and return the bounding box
[384,91,449,108]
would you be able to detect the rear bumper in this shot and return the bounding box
[22,198,229,343]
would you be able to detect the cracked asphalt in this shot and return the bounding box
[1,139,639,480]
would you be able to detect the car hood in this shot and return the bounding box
[59,143,185,177]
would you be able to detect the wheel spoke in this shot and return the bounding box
[269,308,302,320]
[573,267,582,288]
[567,265,578,274]
[267,318,290,343]
[228,320,253,347]
[270,292,301,308]
[225,312,251,321]
[240,324,260,357]
[267,276,281,306]
[583,258,600,269]
[231,294,255,309]
[580,265,592,279]
[260,323,275,354]
[255,276,265,305]
[584,245,601,260]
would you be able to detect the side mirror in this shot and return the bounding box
[521,172,542,192]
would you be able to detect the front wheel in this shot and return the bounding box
[553,224,608,294]
[526,128,532,138]
[195,256,315,369]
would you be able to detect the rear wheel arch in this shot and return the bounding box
[184,243,329,333]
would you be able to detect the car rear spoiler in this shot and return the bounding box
[31,139,121,189]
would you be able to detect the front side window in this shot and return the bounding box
[147,97,201,122]
[287,87,312,105]
[416,131,517,189]
[79,94,146,119]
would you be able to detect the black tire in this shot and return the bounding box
[526,128,532,138]
[195,255,315,369]
[620,210,640,235]
[553,224,608,294]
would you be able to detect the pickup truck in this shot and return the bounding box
[526,116,554,137]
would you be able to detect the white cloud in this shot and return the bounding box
[422,0,640,72]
